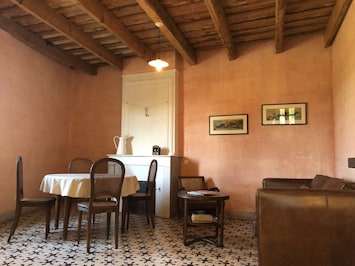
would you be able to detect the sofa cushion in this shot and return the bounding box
[321,177,345,190]
[311,175,330,188]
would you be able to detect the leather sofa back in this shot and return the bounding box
[256,188,355,266]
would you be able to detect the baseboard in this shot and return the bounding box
[225,211,255,221]
[0,209,35,224]
[0,211,14,224]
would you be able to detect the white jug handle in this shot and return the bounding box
[113,136,119,149]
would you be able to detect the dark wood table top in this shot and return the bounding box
[177,190,229,201]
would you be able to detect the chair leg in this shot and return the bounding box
[7,206,22,243]
[126,201,130,231]
[114,212,119,249]
[145,199,150,225]
[121,198,127,234]
[106,212,111,240]
[150,200,155,229]
[86,211,92,253]
[77,211,83,244]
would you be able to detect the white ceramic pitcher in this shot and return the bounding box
[113,135,130,155]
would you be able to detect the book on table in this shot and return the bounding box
[186,190,219,196]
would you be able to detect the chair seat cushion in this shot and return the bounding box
[21,197,55,206]
[128,192,151,199]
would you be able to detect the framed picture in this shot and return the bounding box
[262,103,307,125]
[209,114,248,135]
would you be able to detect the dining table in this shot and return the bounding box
[40,173,140,240]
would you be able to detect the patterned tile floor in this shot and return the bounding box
[0,212,258,265]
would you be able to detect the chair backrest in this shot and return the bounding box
[89,158,125,204]
[145,159,158,194]
[16,156,24,201]
[178,176,206,191]
[68,157,93,173]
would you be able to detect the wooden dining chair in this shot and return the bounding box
[68,157,94,173]
[77,157,125,253]
[54,157,93,229]
[122,159,158,232]
[8,156,56,242]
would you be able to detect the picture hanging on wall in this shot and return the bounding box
[209,114,248,135]
[261,103,307,125]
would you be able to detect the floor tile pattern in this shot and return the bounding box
[0,212,257,265]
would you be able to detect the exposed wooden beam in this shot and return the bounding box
[9,0,122,69]
[0,15,97,75]
[324,0,353,47]
[136,0,197,65]
[74,0,154,62]
[205,0,236,60]
[275,0,286,53]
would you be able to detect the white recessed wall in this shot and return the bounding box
[121,70,179,155]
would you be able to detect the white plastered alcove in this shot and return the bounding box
[121,70,179,155]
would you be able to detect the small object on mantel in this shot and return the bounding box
[152,145,161,155]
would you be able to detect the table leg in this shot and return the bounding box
[183,198,189,245]
[63,197,72,240]
[55,195,61,229]
[218,200,225,247]
[121,197,127,234]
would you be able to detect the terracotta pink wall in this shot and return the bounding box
[0,31,71,216]
[182,34,334,213]
[68,67,122,161]
[0,22,341,217]
[119,37,334,214]
[332,3,355,180]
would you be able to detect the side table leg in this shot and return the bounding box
[218,200,225,247]
[183,198,188,245]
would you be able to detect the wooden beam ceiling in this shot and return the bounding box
[205,0,236,60]
[275,0,287,53]
[136,0,197,65]
[74,0,154,62]
[9,0,122,70]
[0,0,351,75]
[324,0,353,47]
[0,15,97,75]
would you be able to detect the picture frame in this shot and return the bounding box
[262,103,307,125]
[209,114,248,135]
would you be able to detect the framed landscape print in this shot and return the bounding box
[262,103,307,125]
[209,114,248,135]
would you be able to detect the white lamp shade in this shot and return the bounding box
[148,58,169,72]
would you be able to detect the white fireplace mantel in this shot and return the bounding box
[108,154,182,218]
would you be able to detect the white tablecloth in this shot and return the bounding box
[40,173,140,198]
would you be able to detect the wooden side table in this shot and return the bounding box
[177,191,229,247]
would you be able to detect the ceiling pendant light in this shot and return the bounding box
[148,22,169,72]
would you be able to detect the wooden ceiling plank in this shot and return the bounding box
[136,0,197,65]
[74,0,154,61]
[9,0,122,69]
[205,0,236,60]
[275,0,286,53]
[324,0,352,47]
[0,14,97,75]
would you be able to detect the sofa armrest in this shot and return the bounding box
[262,178,312,188]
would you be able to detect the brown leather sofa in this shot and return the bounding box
[256,176,355,266]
